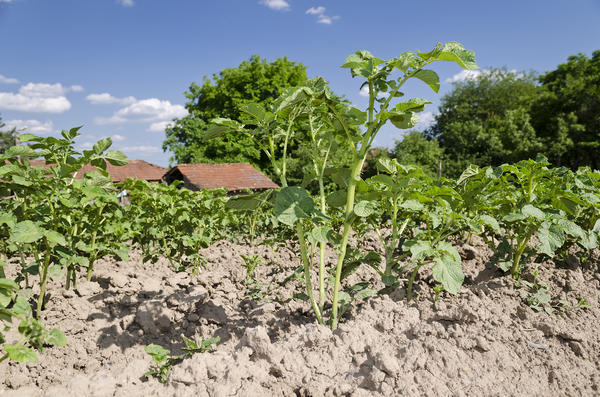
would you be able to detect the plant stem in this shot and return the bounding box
[296,223,323,324]
[36,244,52,319]
[407,262,423,301]
[330,157,365,330]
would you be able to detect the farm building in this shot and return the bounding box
[163,163,279,193]
[27,159,168,183]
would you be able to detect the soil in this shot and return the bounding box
[1,234,599,397]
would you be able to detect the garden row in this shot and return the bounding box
[0,42,598,367]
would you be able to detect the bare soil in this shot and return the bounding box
[1,235,599,396]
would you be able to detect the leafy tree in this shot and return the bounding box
[426,68,543,177]
[392,130,443,176]
[0,115,16,154]
[531,50,600,169]
[163,55,308,174]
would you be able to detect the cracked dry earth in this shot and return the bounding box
[0,235,599,396]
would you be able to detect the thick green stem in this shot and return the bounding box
[36,245,52,319]
[330,157,365,330]
[511,233,532,278]
[296,223,323,324]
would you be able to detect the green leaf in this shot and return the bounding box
[392,51,417,72]
[456,165,480,185]
[17,133,37,142]
[413,69,440,93]
[354,288,376,300]
[104,150,128,166]
[400,199,424,211]
[226,194,265,211]
[203,118,243,141]
[479,214,500,232]
[309,225,332,244]
[436,42,478,70]
[402,239,433,260]
[0,278,18,291]
[240,103,266,122]
[4,344,38,363]
[536,223,565,256]
[6,145,38,158]
[354,200,376,217]
[93,138,112,155]
[10,221,44,244]
[432,249,464,295]
[522,204,545,220]
[47,328,67,346]
[274,187,316,226]
[44,230,66,247]
[326,190,347,208]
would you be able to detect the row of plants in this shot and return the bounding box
[205,41,600,330]
[0,130,266,363]
[0,41,598,366]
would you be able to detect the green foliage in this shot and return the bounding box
[0,116,17,155]
[163,55,307,171]
[392,130,444,177]
[426,68,543,177]
[532,50,600,169]
[145,335,220,383]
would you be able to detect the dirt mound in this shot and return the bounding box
[1,237,599,396]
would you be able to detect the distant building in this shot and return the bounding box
[163,163,279,193]
[28,159,167,183]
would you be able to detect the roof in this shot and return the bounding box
[165,163,279,191]
[27,159,167,182]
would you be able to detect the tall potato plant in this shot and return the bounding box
[206,42,478,329]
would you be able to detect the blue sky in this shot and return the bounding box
[0,0,599,167]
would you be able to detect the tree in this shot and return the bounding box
[531,50,600,169]
[392,130,443,177]
[425,68,543,177]
[163,55,308,174]
[0,115,16,154]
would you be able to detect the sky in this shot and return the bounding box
[0,0,599,167]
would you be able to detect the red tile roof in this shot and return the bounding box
[166,163,279,191]
[27,159,167,182]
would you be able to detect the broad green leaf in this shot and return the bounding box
[240,103,266,122]
[400,199,424,211]
[326,190,347,208]
[479,214,500,232]
[4,344,38,363]
[47,328,67,346]
[394,98,432,113]
[402,239,433,260]
[354,200,376,217]
[0,278,19,291]
[44,230,66,247]
[555,219,585,239]
[413,70,440,93]
[579,231,597,250]
[376,157,398,175]
[355,288,376,300]
[432,253,464,295]
[10,221,43,244]
[93,138,112,155]
[274,187,316,226]
[503,212,525,222]
[309,225,332,244]
[61,126,82,140]
[17,133,37,142]
[6,145,38,158]
[456,165,480,185]
[104,150,128,166]
[226,194,265,211]
[392,51,417,72]
[145,344,170,360]
[537,223,565,255]
[436,42,478,70]
[522,204,545,220]
[203,118,243,140]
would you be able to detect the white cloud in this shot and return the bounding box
[0,82,84,113]
[305,6,338,24]
[111,134,126,142]
[117,0,134,6]
[0,74,18,84]
[445,69,482,83]
[415,111,435,130]
[70,85,84,92]
[260,0,290,11]
[148,121,172,132]
[94,97,187,133]
[0,0,14,3]
[306,6,325,15]
[119,145,161,153]
[86,92,136,105]
[359,86,369,97]
[4,119,55,135]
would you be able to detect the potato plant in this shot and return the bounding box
[205,42,479,329]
